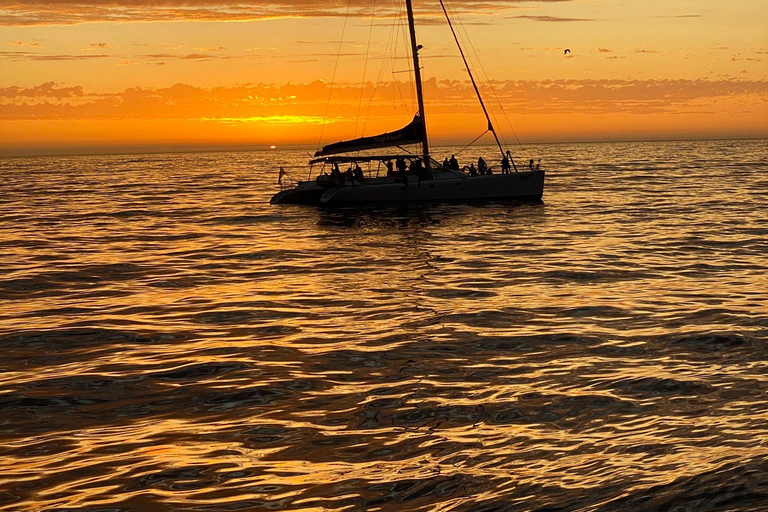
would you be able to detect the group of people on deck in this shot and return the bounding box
[442,150,514,175]
[384,157,428,178]
[441,151,540,175]
[325,151,540,186]
[330,162,366,185]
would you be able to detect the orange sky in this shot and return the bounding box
[1,0,767,154]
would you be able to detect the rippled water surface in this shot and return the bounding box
[1,139,768,511]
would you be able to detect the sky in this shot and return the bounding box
[1,0,767,154]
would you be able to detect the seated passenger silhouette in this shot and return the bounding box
[396,157,407,175]
[449,154,459,171]
[478,156,488,175]
[331,163,342,184]
[501,154,511,173]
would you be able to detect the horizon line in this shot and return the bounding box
[1,135,766,159]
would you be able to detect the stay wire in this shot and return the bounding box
[317,0,353,151]
[456,130,489,156]
[446,0,507,149]
[446,0,527,157]
[459,4,524,154]
[400,0,416,114]
[362,2,400,135]
[354,0,377,138]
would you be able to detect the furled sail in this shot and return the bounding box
[315,115,424,157]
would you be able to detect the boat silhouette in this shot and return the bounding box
[271,0,545,206]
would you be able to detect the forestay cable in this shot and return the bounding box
[317,0,354,151]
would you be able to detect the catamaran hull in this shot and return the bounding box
[321,171,544,205]
[270,171,544,206]
[269,182,326,204]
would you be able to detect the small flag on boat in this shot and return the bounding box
[278,167,286,184]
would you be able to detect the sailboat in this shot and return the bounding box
[270,0,545,206]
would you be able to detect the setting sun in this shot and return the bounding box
[0,0,766,155]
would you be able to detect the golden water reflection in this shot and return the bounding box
[0,140,767,511]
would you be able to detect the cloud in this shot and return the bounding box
[597,48,612,53]
[508,15,594,22]
[117,61,136,66]
[0,51,111,60]
[89,42,110,49]
[519,46,565,52]
[0,1,575,26]
[1,49,242,62]
[0,82,85,98]
[1,78,765,123]
[731,55,761,62]
[657,14,701,18]
[635,49,663,54]
[142,52,239,60]
[4,40,25,46]
[193,46,225,52]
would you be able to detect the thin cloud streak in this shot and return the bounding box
[507,15,594,22]
[0,1,574,26]
[2,78,765,121]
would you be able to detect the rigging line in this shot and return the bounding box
[402,0,417,115]
[448,0,523,153]
[442,0,505,151]
[438,0,504,158]
[317,0,353,151]
[444,0,507,152]
[464,31,522,152]
[392,2,412,119]
[362,4,400,135]
[446,0,507,148]
[393,3,410,119]
[391,2,402,116]
[446,0,518,171]
[355,0,377,139]
[456,130,489,156]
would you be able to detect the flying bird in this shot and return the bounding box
[564,49,571,55]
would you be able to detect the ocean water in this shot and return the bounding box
[1,139,767,512]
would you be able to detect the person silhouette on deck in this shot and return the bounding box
[528,159,534,171]
[478,157,488,175]
[395,157,406,175]
[443,157,450,169]
[501,154,511,173]
[331,163,342,184]
[468,163,478,176]
[353,164,364,182]
[449,154,459,171]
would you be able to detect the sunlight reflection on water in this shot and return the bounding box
[0,140,767,511]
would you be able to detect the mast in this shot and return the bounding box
[404,0,430,169]
[438,0,506,161]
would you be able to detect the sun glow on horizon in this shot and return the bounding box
[0,0,766,153]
